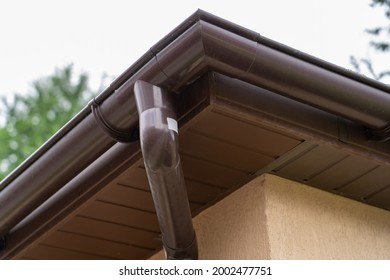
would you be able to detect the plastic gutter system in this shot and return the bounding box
[1,10,390,257]
[134,80,197,260]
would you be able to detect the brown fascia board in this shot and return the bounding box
[1,9,390,247]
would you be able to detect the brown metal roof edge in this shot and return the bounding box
[3,9,390,189]
[1,10,390,251]
[195,9,390,93]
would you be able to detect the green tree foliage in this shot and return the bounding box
[351,0,390,81]
[0,65,94,180]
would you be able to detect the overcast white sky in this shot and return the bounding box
[0,0,388,97]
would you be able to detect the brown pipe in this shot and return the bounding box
[134,80,197,260]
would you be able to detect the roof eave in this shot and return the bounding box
[1,9,390,256]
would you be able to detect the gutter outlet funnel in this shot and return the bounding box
[134,80,198,260]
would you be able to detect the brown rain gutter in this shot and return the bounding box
[1,10,390,256]
[134,80,197,260]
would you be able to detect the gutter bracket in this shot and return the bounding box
[0,236,6,251]
[90,98,140,143]
[337,118,349,143]
[365,125,390,142]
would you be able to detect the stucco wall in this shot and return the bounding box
[150,174,390,259]
[266,175,390,259]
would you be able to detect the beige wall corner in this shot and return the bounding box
[192,175,270,259]
[264,174,390,259]
[149,175,271,260]
[150,174,390,260]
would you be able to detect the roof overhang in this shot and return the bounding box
[1,10,390,259]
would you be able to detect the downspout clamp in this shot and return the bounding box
[134,80,198,260]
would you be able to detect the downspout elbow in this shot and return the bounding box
[134,80,198,260]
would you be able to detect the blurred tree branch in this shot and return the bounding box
[0,64,99,180]
[351,0,390,82]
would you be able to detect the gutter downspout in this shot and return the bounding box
[134,80,197,260]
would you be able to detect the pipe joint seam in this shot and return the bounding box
[365,124,390,142]
[0,236,6,251]
[163,233,198,260]
[90,98,140,143]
